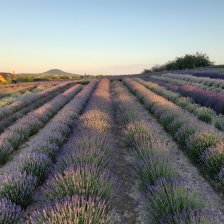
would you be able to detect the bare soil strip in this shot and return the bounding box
[120,80,224,223]
[110,85,139,224]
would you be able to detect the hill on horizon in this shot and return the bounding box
[17,69,79,77]
[43,69,75,75]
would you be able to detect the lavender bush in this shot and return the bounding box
[0,171,37,208]
[44,165,116,202]
[18,152,51,184]
[0,82,72,121]
[0,84,82,164]
[144,178,204,222]
[123,78,224,186]
[28,196,115,224]
[124,120,154,153]
[113,80,213,223]
[186,130,219,161]
[0,197,21,224]
[135,151,179,187]
[163,209,219,224]
[58,147,109,172]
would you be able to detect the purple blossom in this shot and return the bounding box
[0,82,72,121]
[28,196,115,224]
[44,164,116,202]
[162,208,220,224]
[0,84,82,164]
[18,152,52,183]
[0,197,22,224]
[0,171,37,208]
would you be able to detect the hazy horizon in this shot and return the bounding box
[1,0,224,75]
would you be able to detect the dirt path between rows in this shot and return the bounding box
[110,85,149,224]
[127,84,224,223]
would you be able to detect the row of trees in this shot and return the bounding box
[143,52,214,73]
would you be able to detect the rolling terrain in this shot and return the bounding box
[0,76,224,223]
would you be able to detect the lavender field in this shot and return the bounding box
[0,78,224,224]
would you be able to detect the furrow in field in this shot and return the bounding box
[22,79,119,223]
[0,84,40,99]
[150,75,224,115]
[135,78,224,131]
[115,80,224,223]
[0,81,73,122]
[0,82,56,107]
[151,73,224,93]
[0,83,73,134]
[0,80,98,224]
[123,78,224,192]
[0,83,82,165]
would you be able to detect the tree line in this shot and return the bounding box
[142,52,213,73]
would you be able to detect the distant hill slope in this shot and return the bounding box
[16,69,81,82]
[43,69,75,76]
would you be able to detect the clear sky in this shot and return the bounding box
[0,0,224,75]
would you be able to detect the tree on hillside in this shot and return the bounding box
[142,52,213,73]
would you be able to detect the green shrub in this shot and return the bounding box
[145,178,204,222]
[195,108,214,123]
[186,131,219,161]
[135,151,179,187]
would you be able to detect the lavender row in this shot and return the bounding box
[0,80,98,223]
[178,84,224,115]
[0,84,82,165]
[123,78,224,190]
[27,79,117,223]
[0,83,74,134]
[0,81,72,121]
[166,73,224,90]
[152,73,224,93]
[151,74,224,115]
[0,87,38,107]
[0,82,55,107]
[135,78,224,130]
[0,84,39,99]
[113,80,218,223]
[0,81,56,90]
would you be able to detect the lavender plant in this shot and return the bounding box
[44,165,116,203]
[0,84,82,164]
[28,196,115,224]
[0,197,22,224]
[186,131,219,160]
[124,120,154,153]
[144,178,204,222]
[58,147,109,173]
[122,78,224,186]
[18,152,51,184]
[163,209,219,224]
[113,81,213,223]
[135,151,179,187]
[0,171,37,207]
[200,145,224,178]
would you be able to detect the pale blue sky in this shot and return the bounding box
[0,0,223,74]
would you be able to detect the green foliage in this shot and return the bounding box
[195,108,214,123]
[145,179,204,222]
[135,150,179,187]
[187,131,219,160]
[142,52,213,73]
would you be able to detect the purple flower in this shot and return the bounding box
[0,171,37,208]
[0,197,22,224]
[28,196,115,224]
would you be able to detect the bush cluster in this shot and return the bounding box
[113,80,217,223]
[0,81,97,223]
[28,79,117,223]
[123,78,224,189]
